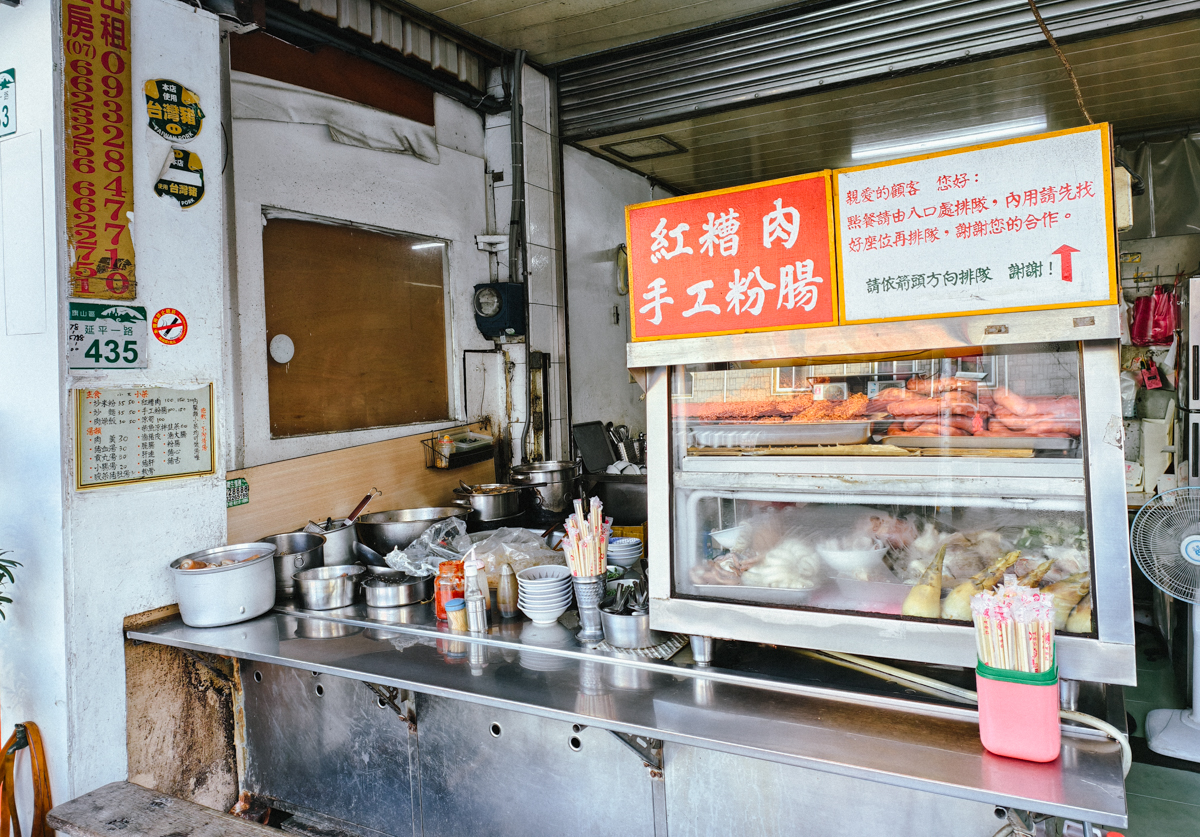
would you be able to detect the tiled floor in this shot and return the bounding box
[1107,627,1200,836]
[1114,762,1200,836]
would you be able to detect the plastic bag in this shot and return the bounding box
[383,518,472,576]
[462,527,565,587]
[1131,286,1177,346]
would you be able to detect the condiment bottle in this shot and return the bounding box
[464,561,488,633]
[435,560,464,621]
[497,563,519,618]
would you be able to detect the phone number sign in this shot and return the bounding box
[625,172,837,341]
[63,0,135,300]
[836,124,1117,324]
[67,301,147,368]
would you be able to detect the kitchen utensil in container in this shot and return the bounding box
[347,488,381,523]
[262,532,326,595]
[510,461,580,514]
[170,543,277,628]
[308,518,358,567]
[600,610,663,649]
[452,484,524,520]
[294,565,364,610]
[361,572,433,607]
[976,660,1061,762]
[355,507,468,554]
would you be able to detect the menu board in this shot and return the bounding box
[62,0,136,299]
[625,172,837,341]
[835,124,1117,325]
[76,385,214,489]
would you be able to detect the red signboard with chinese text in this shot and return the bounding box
[625,172,837,341]
[63,0,136,300]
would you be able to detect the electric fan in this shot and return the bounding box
[1130,486,1200,761]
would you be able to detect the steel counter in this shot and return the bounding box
[128,605,1129,828]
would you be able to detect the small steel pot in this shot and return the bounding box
[311,519,357,566]
[263,532,326,595]
[452,484,524,521]
[294,565,364,610]
[361,572,433,607]
[600,609,665,649]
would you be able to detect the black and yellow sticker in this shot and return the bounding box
[154,148,204,208]
[144,79,203,142]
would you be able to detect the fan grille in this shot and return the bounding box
[1131,487,1200,604]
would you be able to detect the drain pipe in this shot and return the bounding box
[508,49,532,463]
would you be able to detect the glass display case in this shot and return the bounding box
[633,308,1136,684]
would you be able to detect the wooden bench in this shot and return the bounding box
[47,781,278,837]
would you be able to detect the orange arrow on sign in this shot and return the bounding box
[1053,244,1080,282]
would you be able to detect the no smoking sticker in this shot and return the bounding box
[152,308,188,344]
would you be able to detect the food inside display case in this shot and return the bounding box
[681,501,1094,634]
[674,342,1082,456]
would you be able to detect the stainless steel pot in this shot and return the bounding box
[452,484,524,520]
[510,461,580,514]
[170,543,278,628]
[310,519,357,566]
[294,565,364,610]
[361,572,433,607]
[355,507,468,555]
[263,532,326,595]
[600,609,664,649]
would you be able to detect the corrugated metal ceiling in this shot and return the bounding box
[396,0,805,64]
[574,18,1200,194]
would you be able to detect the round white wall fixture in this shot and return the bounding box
[269,334,295,364]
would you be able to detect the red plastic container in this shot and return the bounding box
[976,660,1061,763]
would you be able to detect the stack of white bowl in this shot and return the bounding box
[606,537,644,568]
[516,565,574,624]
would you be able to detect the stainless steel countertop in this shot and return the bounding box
[128,604,1128,827]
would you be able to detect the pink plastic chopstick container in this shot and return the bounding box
[976,659,1061,763]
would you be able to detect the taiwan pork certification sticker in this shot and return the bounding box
[144,79,204,142]
[67,302,149,369]
[154,148,204,207]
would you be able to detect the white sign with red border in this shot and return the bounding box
[835,124,1117,325]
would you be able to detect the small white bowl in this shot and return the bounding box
[517,565,572,582]
[516,589,571,601]
[518,602,571,624]
[607,553,643,569]
[709,526,744,550]
[517,581,573,592]
[816,540,889,574]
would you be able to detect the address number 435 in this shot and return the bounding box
[84,338,139,364]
